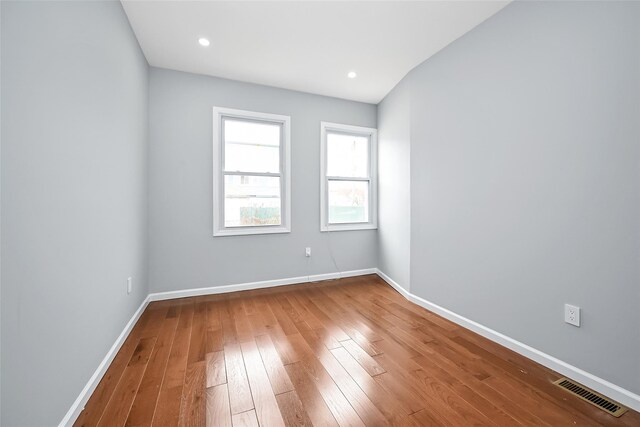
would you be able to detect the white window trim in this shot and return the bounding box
[320,121,378,232]
[213,107,291,237]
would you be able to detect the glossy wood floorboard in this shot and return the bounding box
[74,275,640,426]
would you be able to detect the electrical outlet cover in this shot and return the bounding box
[564,304,580,327]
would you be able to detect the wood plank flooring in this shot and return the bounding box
[74,275,640,426]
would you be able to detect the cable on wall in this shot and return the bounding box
[325,227,343,281]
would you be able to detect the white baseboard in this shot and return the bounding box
[375,269,640,412]
[59,295,150,427]
[148,268,377,302]
[376,269,411,298]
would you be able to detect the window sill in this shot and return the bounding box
[321,223,377,232]
[213,226,291,237]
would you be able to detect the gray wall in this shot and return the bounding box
[379,0,640,394]
[148,68,377,293]
[1,1,150,425]
[377,78,411,290]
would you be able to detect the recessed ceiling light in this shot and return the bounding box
[347,71,357,79]
[198,37,210,47]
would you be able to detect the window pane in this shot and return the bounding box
[224,175,281,227]
[224,119,280,173]
[326,132,368,178]
[328,180,369,224]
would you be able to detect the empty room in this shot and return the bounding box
[2,0,639,425]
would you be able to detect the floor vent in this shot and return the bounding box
[553,378,628,417]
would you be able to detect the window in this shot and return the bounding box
[213,107,291,236]
[320,122,377,231]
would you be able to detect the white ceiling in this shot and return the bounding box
[122,1,509,104]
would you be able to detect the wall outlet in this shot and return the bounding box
[564,304,580,327]
[127,277,133,294]
[305,247,311,257]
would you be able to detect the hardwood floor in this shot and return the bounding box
[74,275,640,426]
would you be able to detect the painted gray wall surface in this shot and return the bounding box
[148,68,377,293]
[392,1,639,394]
[1,1,150,425]
[377,78,411,290]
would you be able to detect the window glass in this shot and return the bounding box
[224,119,280,173]
[327,180,369,224]
[224,175,281,227]
[326,132,368,178]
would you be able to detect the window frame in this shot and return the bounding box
[213,106,291,237]
[320,121,378,232]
